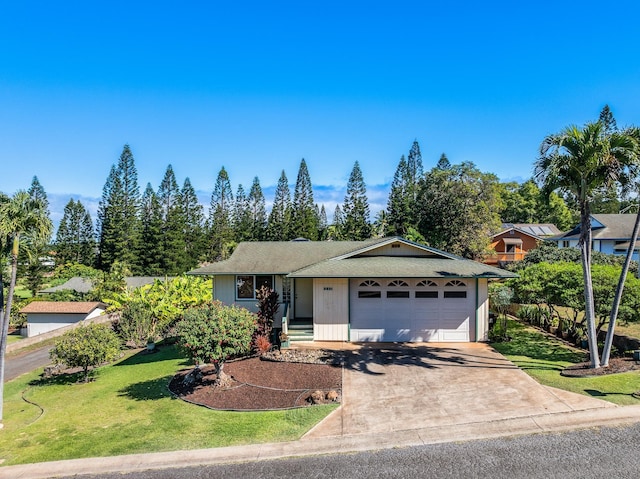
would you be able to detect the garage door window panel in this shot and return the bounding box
[415,279,439,299]
[387,279,410,298]
[358,280,381,299]
[444,280,467,299]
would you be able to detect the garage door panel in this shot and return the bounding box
[350,278,473,342]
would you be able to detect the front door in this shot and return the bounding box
[294,278,314,319]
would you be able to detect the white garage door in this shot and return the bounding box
[350,278,473,342]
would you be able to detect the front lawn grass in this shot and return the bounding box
[0,345,337,466]
[491,319,640,406]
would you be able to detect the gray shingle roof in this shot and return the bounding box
[188,239,388,275]
[554,214,640,241]
[188,238,516,279]
[289,256,517,278]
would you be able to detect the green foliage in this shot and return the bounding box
[56,198,95,266]
[208,167,234,260]
[510,261,640,335]
[266,170,291,241]
[290,159,319,240]
[341,161,371,240]
[50,323,122,382]
[488,283,514,341]
[176,302,257,366]
[51,262,102,283]
[116,300,155,347]
[499,179,575,230]
[97,145,141,272]
[107,276,212,341]
[512,242,637,273]
[139,183,165,275]
[91,261,130,302]
[417,161,503,259]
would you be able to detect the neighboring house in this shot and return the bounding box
[486,223,561,267]
[20,301,107,337]
[188,237,516,343]
[39,276,172,295]
[552,214,640,261]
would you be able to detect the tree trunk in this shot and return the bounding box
[213,361,232,388]
[601,209,640,366]
[579,206,600,369]
[0,265,6,424]
[0,235,20,423]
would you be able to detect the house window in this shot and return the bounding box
[388,280,409,287]
[359,280,380,287]
[444,280,467,299]
[236,275,273,300]
[562,240,570,248]
[282,277,291,303]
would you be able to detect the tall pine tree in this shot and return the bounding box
[386,155,411,236]
[208,167,234,260]
[180,178,206,269]
[157,165,186,274]
[97,145,141,272]
[342,161,371,240]
[56,199,95,266]
[290,159,318,240]
[233,184,252,242]
[139,183,164,275]
[248,177,267,240]
[266,170,291,241]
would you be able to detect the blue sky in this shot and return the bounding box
[2,1,640,226]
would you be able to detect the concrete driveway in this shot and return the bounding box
[304,343,615,438]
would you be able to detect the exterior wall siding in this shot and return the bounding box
[475,279,489,342]
[26,310,105,337]
[213,274,284,327]
[313,278,349,341]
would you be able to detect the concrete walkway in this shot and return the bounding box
[3,343,639,479]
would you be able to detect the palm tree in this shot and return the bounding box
[535,122,639,369]
[602,126,640,366]
[0,190,52,422]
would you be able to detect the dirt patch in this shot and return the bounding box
[169,355,342,411]
[561,357,640,377]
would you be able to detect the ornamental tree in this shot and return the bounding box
[176,302,257,386]
[50,323,122,382]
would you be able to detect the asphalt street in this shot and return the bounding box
[52,423,640,479]
[4,345,52,382]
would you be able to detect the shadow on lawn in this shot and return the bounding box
[492,322,586,365]
[114,343,190,368]
[118,375,176,401]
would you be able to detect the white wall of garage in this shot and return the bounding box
[349,278,477,342]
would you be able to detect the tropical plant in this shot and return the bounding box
[253,286,279,350]
[176,302,257,386]
[106,276,212,342]
[534,121,640,368]
[0,190,52,421]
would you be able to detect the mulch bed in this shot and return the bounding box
[169,350,343,411]
[561,357,640,377]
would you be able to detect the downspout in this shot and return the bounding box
[347,279,351,341]
[475,279,479,342]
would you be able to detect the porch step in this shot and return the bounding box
[286,323,313,341]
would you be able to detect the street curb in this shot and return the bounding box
[4,405,640,478]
